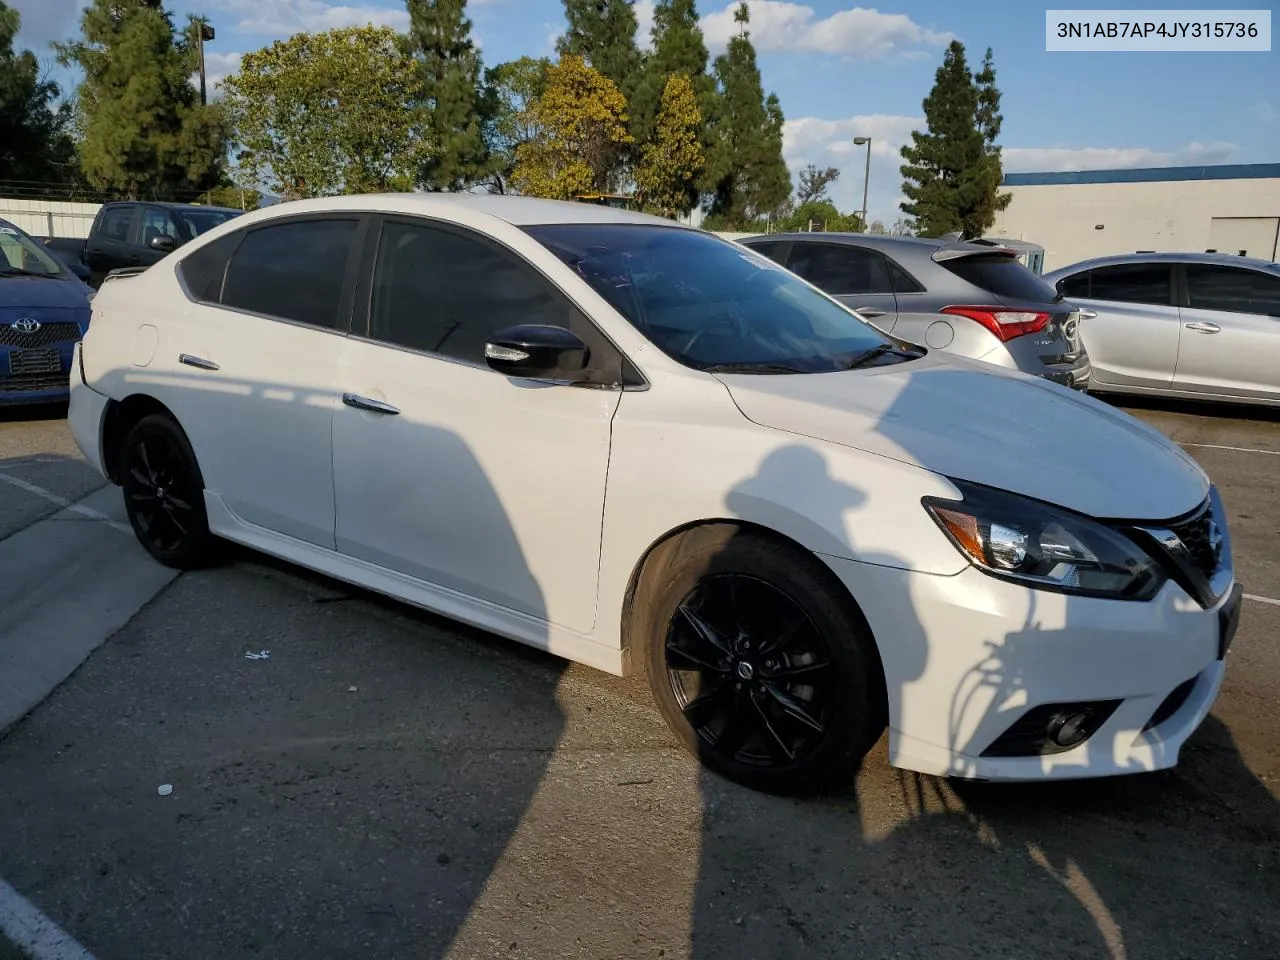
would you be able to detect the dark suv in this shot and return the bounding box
[85,201,243,286]
[739,233,1091,389]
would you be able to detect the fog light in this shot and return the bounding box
[1048,711,1091,748]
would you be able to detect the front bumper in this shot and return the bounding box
[823,555,1233,781]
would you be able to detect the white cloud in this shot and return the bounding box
[10,0,88,50]
[782,113,923,223]
[1243,102,1275,124]
[202,51,243,87]
[701,1,952,58]
[635,0,657,51]
[1003,141,1237,173]
[209,0,409,35]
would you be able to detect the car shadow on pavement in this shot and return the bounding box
[0,400,69,424]
[1093,391,1280,425]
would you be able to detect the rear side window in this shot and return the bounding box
[785,243,892,295]
[1088,263,1172,306]
[178,232,242,302]
[97,206,133,243]
[1056,271,1092,298]
[1185,264,1280,317]
[886,258,925,294]
[368,220,572,364]
[941,254,1058,303]
[221,219,358,329]
[745,241,787,265]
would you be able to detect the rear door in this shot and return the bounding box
[1173,262,1280,401]
[85,204,139,280]
[1061,262,1179,389]
[782,242,898,332]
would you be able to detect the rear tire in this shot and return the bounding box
[636,525,886,796]
[120,413,218,570]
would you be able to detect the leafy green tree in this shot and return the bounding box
[704,3,790,228]
[899,40,1007,239]
[796,163,839,205]
[204,183,262,210]
[556,0,642,106]
[0,2,76,183]
[56,0,224,197]
[482,56,551,193]
[775,200,862,234]
[634,73,704,218]
[511,55,632,200]
[222,26,429,199]
[406,0,491,191]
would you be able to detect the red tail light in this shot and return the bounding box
[941,306,1052,342]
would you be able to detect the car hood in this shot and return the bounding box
[0,275,91,312]
[716,354,1208,521]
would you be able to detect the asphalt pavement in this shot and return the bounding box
[0,397,1277,960]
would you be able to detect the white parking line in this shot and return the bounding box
[0,473,130,535]
[0,877,97,960]
[1245,594,1280,607]
[1181,442,1280,457]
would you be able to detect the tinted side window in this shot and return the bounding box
[941,254,1058,302]
[886,258,925,294]
[746,241,787,265]
[369,220,571,364]
[1185,264,1280,317]
[221,219,358,329]
[1057,271,1092,298]
[98,207,133,242]
[785,243,892,295]
[141,208,179,244]
[178,232,242,302]
[1088,263,1172,305]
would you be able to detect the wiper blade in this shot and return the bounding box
[843,343,902,369]
[702,362,807,375]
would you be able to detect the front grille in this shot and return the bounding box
[0,373,69,393]
[1169,503,1218,580]
[0,322,82,349]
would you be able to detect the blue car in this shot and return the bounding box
[1,218,94,406]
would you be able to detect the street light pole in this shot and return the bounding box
[853,136,872,230]
[193,20,216,106]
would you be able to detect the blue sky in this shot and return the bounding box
[12,0,1279,222]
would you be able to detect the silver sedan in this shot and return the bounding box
[1043,252,1280,407]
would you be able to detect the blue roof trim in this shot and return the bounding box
[1003,163,1280,186]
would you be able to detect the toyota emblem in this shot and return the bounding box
[12,317,40,334]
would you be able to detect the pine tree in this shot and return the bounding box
[0,1,76,182]
[899,40,1007,239]
[704,3,790,228]
[634,73,704,218]
[556,0,642,106]
[972,47,1011,233]
[57,0,225,198]
[406,0,491,191]
[632,0,714,145]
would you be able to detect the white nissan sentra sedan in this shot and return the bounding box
[68,195,1242,795]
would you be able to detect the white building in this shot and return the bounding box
[990,162,1280,271]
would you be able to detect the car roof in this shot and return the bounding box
[102,200,245,214]
[219,193,694,229]
[1045,251,1280,277]
[736,231,1021,259]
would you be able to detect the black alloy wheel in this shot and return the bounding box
[120,413,216,569]
[638,525,885,796]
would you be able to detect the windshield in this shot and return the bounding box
[525,223,900,373]
[175,208,241,240]
[0,222,66,277]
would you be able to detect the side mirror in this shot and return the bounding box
[149,234,177,252]
[484,324,589,380]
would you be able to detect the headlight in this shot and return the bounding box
[923,480,1165,600]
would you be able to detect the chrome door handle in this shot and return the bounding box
[1077,309,1098,320]
[1184,321,1221,334]
[178,354,219,371]
[342,393,400,415]
[855,308,887,318]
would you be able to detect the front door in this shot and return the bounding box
[159,215,365,547]
[332,217,621,633]
[85,205,138,280]
[1174,262,1280,401]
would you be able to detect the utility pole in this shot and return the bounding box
[852,137,872,230]
[193,19,216,106]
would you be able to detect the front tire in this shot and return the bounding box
[637,526,886,796]
[120,413,217,569]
